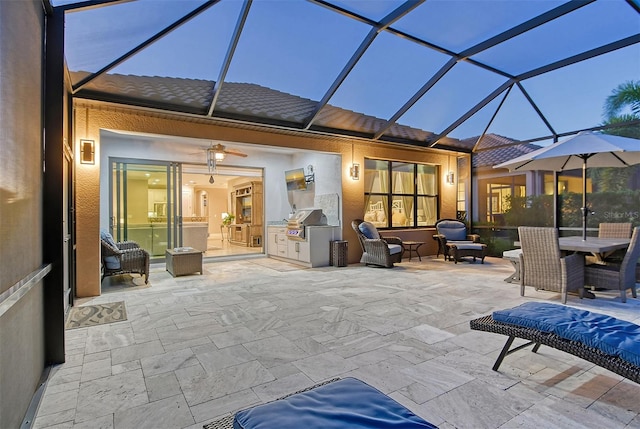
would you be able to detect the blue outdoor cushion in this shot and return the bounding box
[100,230,118,248]
[359,221,380,239]
[493,302,640,367]
[233,377,437,429]
[437,221,467,241]
[100,230,121,269]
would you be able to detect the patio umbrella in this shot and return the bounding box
[494,131,640,240]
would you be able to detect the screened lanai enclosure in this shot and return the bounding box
[57,0,639,252]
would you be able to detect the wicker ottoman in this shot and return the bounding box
[446,242,487,264]
[166,248,203,277]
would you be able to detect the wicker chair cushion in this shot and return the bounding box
[388,244,403,255]
[436,220,467,241]
[449,242,484,250]
[233,377,437,429]
[358,221,380,239]
[493,302,640,366]
[100,230,118,248]
[100,230,121,269]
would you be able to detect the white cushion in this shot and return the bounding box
[450,243,484,250]
[388,244,402,255]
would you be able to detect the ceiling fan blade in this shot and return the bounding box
[225,149,248,157]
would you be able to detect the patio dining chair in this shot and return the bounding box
[598,222,633,239]
[517,227,584,304]
[594,222,633,263]
[585,227,639,303]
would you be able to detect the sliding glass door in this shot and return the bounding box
[110,159,182,258]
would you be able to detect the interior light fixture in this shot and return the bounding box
[79,139,95,164]
[349,144,360,180]
[214,150,225,161]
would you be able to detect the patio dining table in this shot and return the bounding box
[557,236,630,262]
[514,236,630,262]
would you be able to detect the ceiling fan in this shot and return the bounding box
[205,143,247,183]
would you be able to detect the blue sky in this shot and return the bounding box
[64,0,640,144]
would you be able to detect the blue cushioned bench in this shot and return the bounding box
[232,377,437,429]
[470,302,640,384]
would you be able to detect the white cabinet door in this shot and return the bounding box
[267,231,278,256]
[296,241,310,262]
[286,240,310,262]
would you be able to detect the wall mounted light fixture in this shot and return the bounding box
[349,144,360,180]
[446,171,455,185]
[445,155,455,185]
[80,139,95,164]
[350,163,360,180]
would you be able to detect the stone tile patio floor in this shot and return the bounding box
[33,256,640,429]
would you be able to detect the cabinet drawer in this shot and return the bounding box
[276,245,288,257]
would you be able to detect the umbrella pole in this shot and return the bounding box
[581,156,588,241]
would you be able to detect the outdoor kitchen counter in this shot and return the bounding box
[267,225,341,267]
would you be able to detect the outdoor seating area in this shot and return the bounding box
[36,256,640,429]
[503,223,639,304]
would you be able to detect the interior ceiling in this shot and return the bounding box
[55,0,640,153]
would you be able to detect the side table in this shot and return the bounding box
[502,249,522,283]
[402,241,424,261]
[166,248,203,277]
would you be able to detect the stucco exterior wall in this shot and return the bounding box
[0,1,46,427]
[74,102,462,295]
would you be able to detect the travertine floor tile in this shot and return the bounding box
[32,256,640,429]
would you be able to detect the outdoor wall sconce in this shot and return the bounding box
[80,139,95,164]
[446,171,455,185]
[350,163,360,180]
[349,143,359,180]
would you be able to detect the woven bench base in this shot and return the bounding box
[470,315,640,384]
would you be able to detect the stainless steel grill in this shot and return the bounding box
[286,209,327,240]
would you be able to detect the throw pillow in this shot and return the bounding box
[358,221,380,239]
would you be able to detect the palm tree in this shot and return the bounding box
[602,80,640,139]
[593,81,640,192]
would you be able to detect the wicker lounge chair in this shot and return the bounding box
[517,227,584,304]
[470,303,640,384]
[100,231,150,284]
[433,218,486,263]
[585,226,639,303]
[351,219,403,268]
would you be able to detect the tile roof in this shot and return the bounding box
[459,134,542,168]
[74,72,541,168]
[72,72,445,146]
